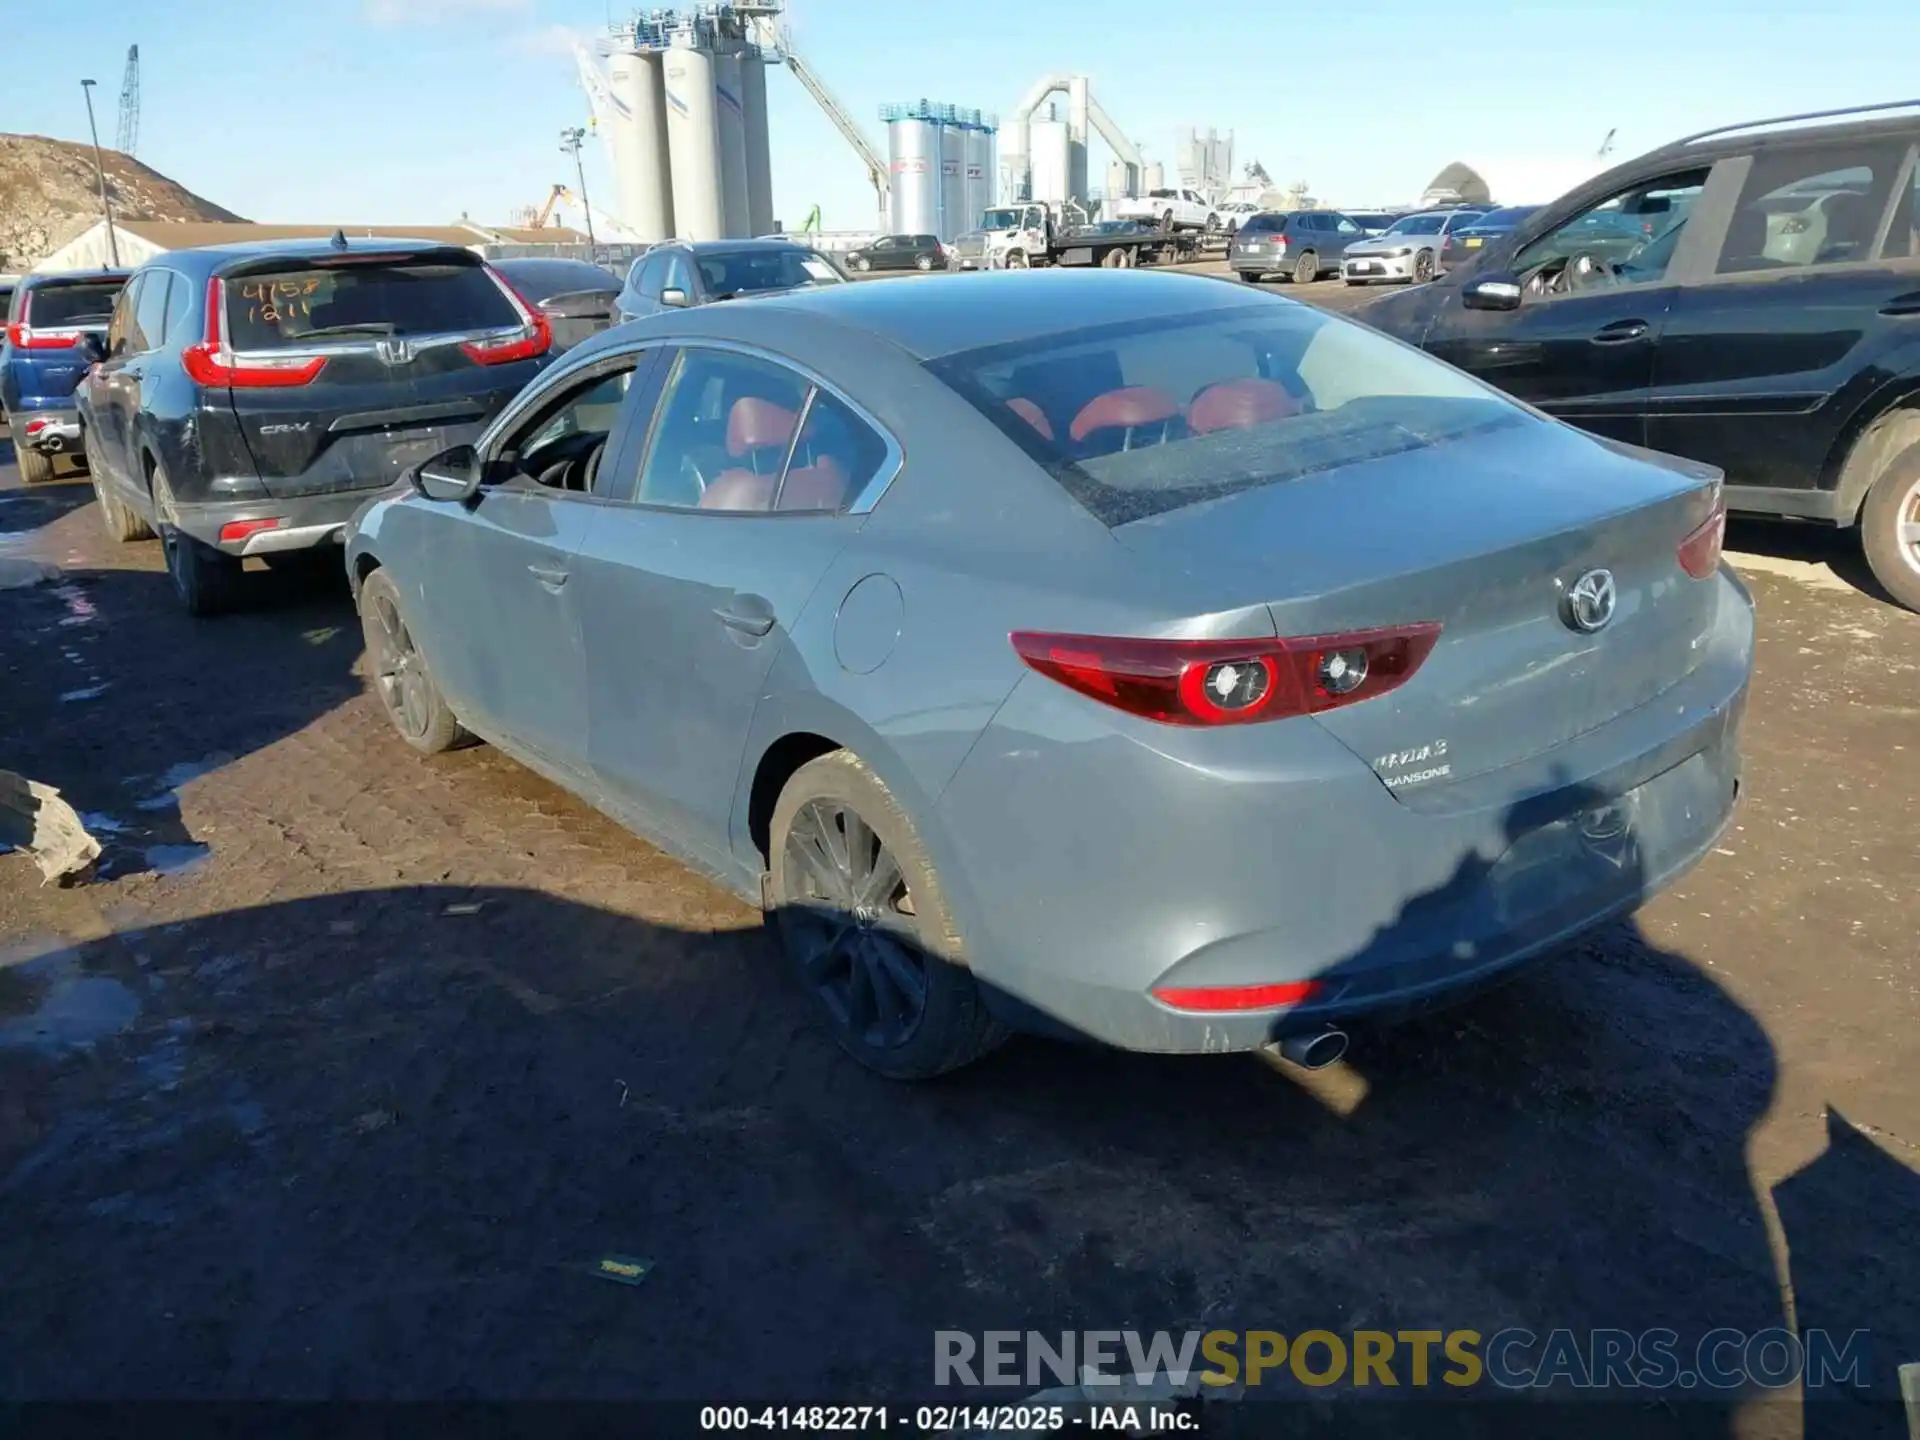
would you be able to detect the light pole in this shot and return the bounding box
[559,127,597,249]
[79,79,121,267]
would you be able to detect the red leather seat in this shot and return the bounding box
[727,397,800,468]
[698,468,775,511]
[1006,397,1055,441]
[1186,378,1302,435]
[1069,386,1180,447]
[775,456,849,511]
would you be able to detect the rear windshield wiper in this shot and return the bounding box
[292,323,399,340]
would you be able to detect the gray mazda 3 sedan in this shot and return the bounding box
[344,269,1753,1080]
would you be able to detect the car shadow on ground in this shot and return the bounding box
[1724,516,1900,608]
[4,852,1907,1427]
[2,553,361,881]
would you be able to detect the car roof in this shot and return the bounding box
[730,268,1270,361]
[654,238,815,255]
[151,236,480,275]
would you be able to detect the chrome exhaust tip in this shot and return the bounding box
[1269,1028,1349,1071]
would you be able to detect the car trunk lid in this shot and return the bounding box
[1114,422,1725,800]
[204,248,549,499]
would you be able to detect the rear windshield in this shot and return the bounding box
[25,279,125,327]
[1387,214,1447,235]
[225,259,518,350]
[694,248,842,296]
[925,305,1524,528]
[1240,213,1284,232]
[492,259,618,302]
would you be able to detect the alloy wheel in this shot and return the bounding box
[778,799,929,1049]
[367,590,434,740]
[1898,477,1920,576]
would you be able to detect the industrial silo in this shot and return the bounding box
[885,107,941,238]
[608,50,674,242]
[962,124,992,235]
[740,50,774,236]
[1066,76,1090,205]
[1144,160,1166,192]
[1029,113,1070,206]
[663,45,723,240]
[939,121,967,240]
[712,50,751,238]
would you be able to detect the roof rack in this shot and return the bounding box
[1667,98,1920,150]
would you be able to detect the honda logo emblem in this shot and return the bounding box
[375,337,414,366]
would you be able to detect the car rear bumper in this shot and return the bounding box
[169,484,396,557]
[14,407,82,454]
[933,573,1754,1055]
[1229,247,1289,274]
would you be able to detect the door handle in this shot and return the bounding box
[527,563,569,590]
[715,598,776,637]
[1591,320,1650,345]
[1879,292,1920,317]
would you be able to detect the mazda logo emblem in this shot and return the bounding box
[1564,568,1617,633]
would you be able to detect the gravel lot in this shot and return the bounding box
[1,278,1915,1433]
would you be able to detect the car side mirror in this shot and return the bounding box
[409,443,482,504]
[79,333,108,364]
[660,286,690,308]
[1463,275,1523,312]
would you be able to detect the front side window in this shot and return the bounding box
[929,304,1523,528]
[1515,169,1708,286]
[637,348,884,513]
[1717,144,1907,273]
[499,360,647,495]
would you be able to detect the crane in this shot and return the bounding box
[528,184,578,228]
[116,45,139,157]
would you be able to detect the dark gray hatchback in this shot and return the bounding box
[75,235,555,614]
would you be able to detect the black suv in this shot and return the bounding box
[1362,100,1920,610]
[843,233,947,273]
[75,234,555,614]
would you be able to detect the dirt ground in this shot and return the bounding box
[1,284,1916,1434]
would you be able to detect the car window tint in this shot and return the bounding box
[1717,144,1907,274]
[663,253,695,296]
[30,279,124,330]
[1516,169,1708,284]
[1882,162,1920,260]
[106,276,141,355]
[132,271,172,353]
[224,261,518,348]
[505,360,646,495]
[161,273,199,347]
[636,252,667,299]
[783,391,888,511]
[930,304,1523,528]
[637,349,812,511]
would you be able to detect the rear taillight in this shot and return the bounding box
[181,276,327,388]
[1010,623,1442,727]
[463,266,553,366]
[1678,492,1728,579]
[1271,235,1289,251]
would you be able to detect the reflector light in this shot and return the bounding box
[1152,979,1321,1012]
[218,517,286,544]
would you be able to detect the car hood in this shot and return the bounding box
[1346,233,1439,255]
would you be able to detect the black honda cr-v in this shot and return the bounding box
[76,233,555,614]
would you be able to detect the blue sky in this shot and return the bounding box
[10,0,1919,236]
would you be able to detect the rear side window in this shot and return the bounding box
[927,305,1523,528]
[27,279,124,328]
[1883,163,1920,259]
[224,260,518,349]
[130,271,173,352]
[1717,143,1907,273]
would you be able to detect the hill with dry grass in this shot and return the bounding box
[1,133,244,272]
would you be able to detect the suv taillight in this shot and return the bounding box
[180,276,327,388]
[463,266,553,366]
[7,293,85,350]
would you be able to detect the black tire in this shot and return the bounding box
[358,568,470,754]
[1860,440,1920,612]
[768,750,1006,1080]
[852,256,870,272]
[915,254,934,271]
[85,430,152,542]
[1205,212,1220,233]
[1343,278,1365,287]
[1161,209,1175,232]
[16,444,56,485]
[152,463,242,617]
[1413,248,1436,283]
[1238,271,1263,284]
[1292,251,1319,285]
[1004,249,1029,270]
